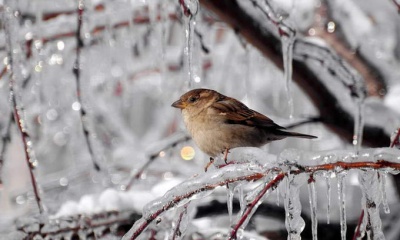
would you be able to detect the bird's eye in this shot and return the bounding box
[188,96,198,103]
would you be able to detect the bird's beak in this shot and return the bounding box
[171,99,186,109]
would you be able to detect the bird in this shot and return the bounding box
[172,88,317,163]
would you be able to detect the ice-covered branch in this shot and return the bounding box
[3,3,44,214]
[124,132,191,190]
[122,163,265,239]
[199,0,397,147]
[73,0,100,171]
[124,147,400,239]
[310,1,387,97]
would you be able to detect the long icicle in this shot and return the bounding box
[281,34,295,119]
[308,176,318,240]
[326,173,331,224]
[180,0,199,89]
[337,173,347,240]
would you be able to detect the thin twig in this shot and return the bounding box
[179,0,192,17]
[172,203,189,240]
[124,134,191,190]
[229,173,285,239]
[390,128,400,148]
[352,202,365,240]
[4,7,44,213]
[73,0,100,171]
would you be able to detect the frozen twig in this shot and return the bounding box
[229,173,285,239]
[172,203,189,240]
[124,133,191,190]
[352,210,364,240]
[73,0,100,171]
[248,0,295,37]
[390,128,400,148]
[4,5,44,214]
[179,0,192,17]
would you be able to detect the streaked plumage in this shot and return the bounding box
[172,88,316,157]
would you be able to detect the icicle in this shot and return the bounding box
[308,179,318,240]
[227,185,234,224]
[182,0,199,89]
[359,171,385,240]
[379,172,390,214]
[276,184,280,207]
[281,34,295,119]
[237,184,246,214]
[326,173,331,224]
[284,173,306,240]
[337,173,347,240]
[353,97,365,152]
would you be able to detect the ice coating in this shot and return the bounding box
[124,163,264,239]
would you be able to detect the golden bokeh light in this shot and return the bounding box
[180,146,195,161]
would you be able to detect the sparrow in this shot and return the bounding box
[172,88,317,161]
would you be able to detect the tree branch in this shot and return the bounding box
[199,0,394,147]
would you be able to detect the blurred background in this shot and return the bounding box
[0,0,400,239]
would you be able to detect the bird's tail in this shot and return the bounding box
[279,130,317,139]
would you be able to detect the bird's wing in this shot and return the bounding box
[211,97,285,129]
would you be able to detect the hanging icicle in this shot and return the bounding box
[284,173,306,240]
[337,173,347,240]
[326,173,332,224]
[281,33,295,119]
[180,0,199,89]
[308,176,318,240]
[379,172,390,214]
[359,171,385,240]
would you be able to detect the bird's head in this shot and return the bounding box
[171,88,222,116]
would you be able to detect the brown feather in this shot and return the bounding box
[211,97,284,129]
